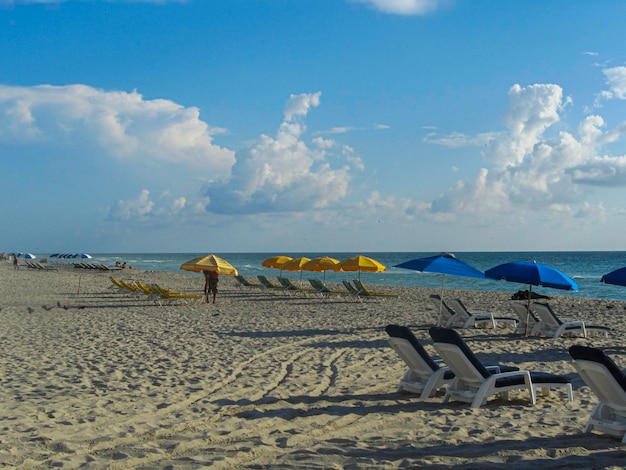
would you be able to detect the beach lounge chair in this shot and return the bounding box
[234,275,262,288]
[257,275,283,289]
[385,324,454,398]
[309,279,349,296]
[342,280,362,297]
[278,277,316,292]
[569,345,626,443]
[532,302,610,338]
[153,284,203,305]
[134,281,161,301]
[429,327,573,408]
[510,302,543,336]
[352,279,399,298]
[446,298,517,329]
[428,294,458,327]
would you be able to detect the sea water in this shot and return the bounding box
[34,251,626,301]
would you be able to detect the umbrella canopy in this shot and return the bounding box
[484,261,578,335]
[301,256,339,272]
[24,253,36,259]
[601,267,626,287]
[395,253,484,279]
[394,253,484,326]
[301,256,339,280]
[333,255,386,279]
[280,256,311,272]
[485,261,578,291]
[261,255,293,269]
[279,256,311,283]
[180,254,238,275]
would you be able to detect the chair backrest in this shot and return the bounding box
[532,302,561,327]
[342,280,360,295]
[353,279,368,293]
[510,302,537,322]
[309,279,326,291]
[235,275,250,286]
[429,327,491,384]
[570,345,626,412]
[385,324,440,373]
[429,294,455,320]
[257,275,278,288]
[447,298,472,321]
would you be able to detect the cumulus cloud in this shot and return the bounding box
[108,189,209,225]
[602,66,626,100]
[425,83,626,221]
[202,92,362,214]
[0,84,235,177]
[349,0,444,15]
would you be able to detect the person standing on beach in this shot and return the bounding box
[203,270,219,304]
[12,253,18,270]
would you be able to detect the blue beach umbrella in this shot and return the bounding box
[394,253,485,325]
[485,261,578,335]
[601,267,626,287]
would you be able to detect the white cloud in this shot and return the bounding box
[349,0,444,15]
[108,189,155,222]
[602,66,626,100]
[202,92,361,214]
[0,84,235,177]
[426,83,626,221]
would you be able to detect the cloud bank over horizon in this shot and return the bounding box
[2,68,626,237]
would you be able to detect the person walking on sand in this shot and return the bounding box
[13,253,19,270]
[203,270,219,304]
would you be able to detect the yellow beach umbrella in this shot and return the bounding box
[180,254,238,275]
[333,255,386,279]
[301,256,340,280]
[261,255,293,269]
[279,256,311,283]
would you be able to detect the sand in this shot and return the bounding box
[1,261,625,469]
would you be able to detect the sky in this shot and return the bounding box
[2,0,626,254]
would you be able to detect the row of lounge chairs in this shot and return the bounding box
[234,275,399,299]
[386,324,572,408]
[509,301,610,338]
[109,276,203,305]
[75,263,121,271]
[24,261,57,271]
[429,294,517,330]
[430,294,610,338]
[386,324,626,443]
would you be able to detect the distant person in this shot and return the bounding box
[203,270,219,304]
[12,253,18,270]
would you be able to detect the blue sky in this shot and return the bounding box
[2,0,626,254]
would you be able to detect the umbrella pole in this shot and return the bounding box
[525,284,532,337]
[438,274,445,326]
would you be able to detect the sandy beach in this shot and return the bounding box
[1,261,625,469]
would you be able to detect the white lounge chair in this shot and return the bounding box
[510,302,543,336]
[385,324,454,398]
[532,302,610,338]
[429,327,573,408]
[428,294,458,327]
[447,298,517,329]
[570,345,626,443]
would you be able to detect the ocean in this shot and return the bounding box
[33,251,626,301]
